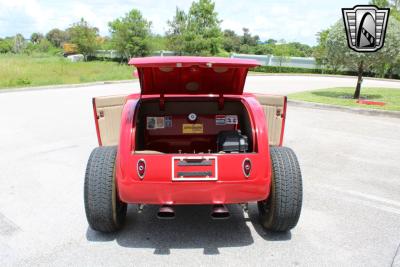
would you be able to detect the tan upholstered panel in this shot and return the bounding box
[254,94,285,146]
[256,94,285,106]
[262,106,283,146]
[94,95,128,146]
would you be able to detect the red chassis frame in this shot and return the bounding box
[98,93,276,205]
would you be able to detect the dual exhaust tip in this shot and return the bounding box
[157,204,230,220]
[157,205,175,219]
[210,204,230,219]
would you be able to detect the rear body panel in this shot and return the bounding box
[117,153,269,204]
[112,94,271,204]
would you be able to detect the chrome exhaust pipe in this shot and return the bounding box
[157,205,175,219]
[211,204,230,219]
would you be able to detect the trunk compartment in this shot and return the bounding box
[134,98,255,154]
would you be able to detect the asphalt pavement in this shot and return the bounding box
[0,75,399,266]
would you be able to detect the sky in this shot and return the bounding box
[0,0,368,45]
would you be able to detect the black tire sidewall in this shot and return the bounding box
[258,146,303,232]
[84,146,127,232]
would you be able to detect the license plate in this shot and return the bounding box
[172,156,217,181]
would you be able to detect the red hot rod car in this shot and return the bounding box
[84,56,302,233]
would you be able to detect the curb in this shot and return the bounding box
[288,100,400,119]
[0,79,136,94]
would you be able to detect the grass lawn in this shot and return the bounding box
[0,54,134,89]
[289,87,400,111]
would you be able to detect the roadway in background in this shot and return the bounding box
[0,75,399,266]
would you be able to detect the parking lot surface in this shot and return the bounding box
[0,76,399,266]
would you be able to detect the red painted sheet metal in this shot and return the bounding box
[128,56,260,95]
[128,56,260,67]
[117,153,269,204]
[115,94,272,205]
[92,98,102,146]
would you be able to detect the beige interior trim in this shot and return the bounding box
[95,95,128,108]
[256,94,285,106]
[254,94,285,146]
[94,95,128,146]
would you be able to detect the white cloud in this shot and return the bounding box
[0,0,367,44]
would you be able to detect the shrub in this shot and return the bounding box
[0,38,13,53]
[252,65,399,79]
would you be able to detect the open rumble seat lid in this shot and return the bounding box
[128,56,260,95]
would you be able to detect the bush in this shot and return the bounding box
[215,50,230,57]
[23,39,61,56]
[252,65,400,79]
[37,39,52,53]
[253,65,322,74]
[0,39,13,53]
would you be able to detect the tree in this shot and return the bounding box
[30,33,44,44]
[222,29,240,53]
[0,38,13,53]
[166,0,222,55]
[46,28,69,48]
[37,39,53,53]
[370,0,400,20]
[185,0,222,55]
[148,34,168,52]
[286,42,313,57]
[238,44,252,54]
[25,38,55,55]
[313,29,330,68]
[273,45,290,71]
[109,9,152,60]
[68,18,99,60]
[241,28,259,46]
[254,43,274,55]
[390,55,400,78]
[325,19,400,98]
[166,7,187,55]
[237,28,259,54]
[13,34,25,53]
[370,0,390,7]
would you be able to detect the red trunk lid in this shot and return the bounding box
[128,56,260,95]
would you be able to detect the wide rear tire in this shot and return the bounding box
[258,146,303,232]
[84,146,127,233]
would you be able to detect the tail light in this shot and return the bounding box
[243,159,251,177]
[137,159,146,179]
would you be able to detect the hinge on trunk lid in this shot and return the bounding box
[160,93,165,111]
[218,94,224,110]
[276,108,285,118]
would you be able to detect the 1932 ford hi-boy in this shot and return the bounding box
[84,56,302,233]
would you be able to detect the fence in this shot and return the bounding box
[93,50,176,59]
[230,54,319,69]
[91,50,320,70]
[94,50,121,59]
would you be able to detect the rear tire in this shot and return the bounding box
[258,146,302,232]
[84,146,127,233]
